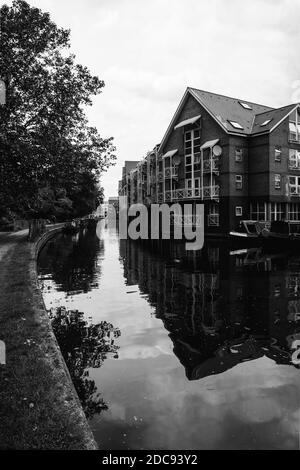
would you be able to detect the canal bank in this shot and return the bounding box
[0,228,97,450]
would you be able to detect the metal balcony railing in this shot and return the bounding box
[203,185,220,199]
[289,134,300,144]
[164,185,219,201]
[173,214,203,226]
[202,159,219,173]
[164,167,178,179]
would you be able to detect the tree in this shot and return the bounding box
[0,0,116,233]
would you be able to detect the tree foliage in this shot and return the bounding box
[0,0,116,222]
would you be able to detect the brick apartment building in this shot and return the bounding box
[118,88,300,234]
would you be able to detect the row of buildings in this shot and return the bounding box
[118,87,300,234]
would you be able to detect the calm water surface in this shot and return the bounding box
[37,222,300,450]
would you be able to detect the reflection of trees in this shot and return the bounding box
[49,306,121,419]
[39,230,103,294]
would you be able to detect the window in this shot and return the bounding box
[194,178,200,189]
[185,128,201,178]
[250,202,267,221]
[235,147,243,162]
[270,202,284,221]
[289,176,300,195]
[239,101,252,110]
[185,178,200,191]
[260,119,272,127]
[235,206,243,216]
[186,179,192,189]
[164,157,170,168]
[235,174,243,190]
[275,174,281,189]
[208,204,219,226]
[289,122,300,142]
[274,285,281,297]
[289,108,300,142]
[275,146,282,162]
[289,122,297,141]
[228,120,244,130]
[289,149,300,169]
[288,203,300,221]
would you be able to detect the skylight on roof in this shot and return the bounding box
[228,120,244,130]
[239,101,252,110]
[260,119,272,126]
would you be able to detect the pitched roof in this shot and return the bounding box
[251,104,299,134]
[189,87,273,135]
[159,87,300,152]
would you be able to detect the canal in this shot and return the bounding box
[37,221,300,450]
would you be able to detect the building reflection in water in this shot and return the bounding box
[120,239,300,381]
[38,230,104,295]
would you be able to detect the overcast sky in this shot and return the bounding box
[9,0,300,198]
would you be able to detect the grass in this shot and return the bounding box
[0,234,96,449]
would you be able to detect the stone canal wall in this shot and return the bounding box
[0,227,97,449]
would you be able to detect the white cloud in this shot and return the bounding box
[15,0,300,197]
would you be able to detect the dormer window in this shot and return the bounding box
[239,101,252,110]
[228,120,244,130]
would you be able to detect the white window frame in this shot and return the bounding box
[289,110,300,142]
[275,174,281,189]
[208,204,219,227]
[289,149,300,169]
[194,177,201,189]
[275,146,282,162]
[235,206,243,216]
[185,178,192,189]
[289,175,300,195]
[185,128,200,172]
[235,147,243,162]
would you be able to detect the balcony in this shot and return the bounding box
[164,166,178,179]
[157,171,163,182]
[289,134,300,144]
[202,158,219,174]
[164,185,219,201]
[203,185,219,199]
[173,214,203,226]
